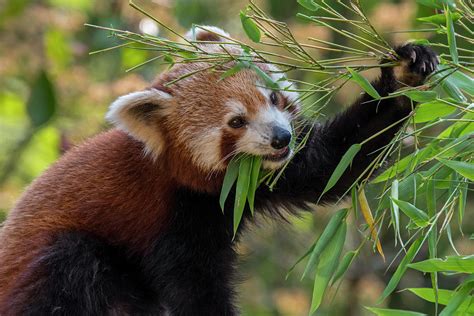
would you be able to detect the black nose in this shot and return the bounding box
[271,126,291,149]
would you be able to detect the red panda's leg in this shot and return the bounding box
[2,231,160,315]
[260,44,438,205]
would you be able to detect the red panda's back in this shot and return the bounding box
[0,129,174,302]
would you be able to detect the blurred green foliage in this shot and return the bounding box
[0,0,472,315]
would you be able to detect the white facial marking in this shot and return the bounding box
[236,105,292,169]
[184,100,247,172]
[257,85,270,102]
[225,99,246,116]
[258,105,292,131]
[261,158,292,170]
[187,127,223,171]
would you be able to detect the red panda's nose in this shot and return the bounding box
[271,126,291,149]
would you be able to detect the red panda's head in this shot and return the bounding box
[106,26,300,176]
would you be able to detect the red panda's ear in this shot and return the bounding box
[106,88,172,158]
[185,25,230,42]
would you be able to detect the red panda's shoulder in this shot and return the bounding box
[3,128,175,254]
[0,128,177,300]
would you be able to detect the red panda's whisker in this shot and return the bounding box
[205,148,242,180]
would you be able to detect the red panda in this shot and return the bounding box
[0,26,438,315]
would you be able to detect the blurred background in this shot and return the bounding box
[0,0,472,315]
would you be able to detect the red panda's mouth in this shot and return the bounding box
[262,146,290,162]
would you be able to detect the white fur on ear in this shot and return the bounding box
[185,25,230,42]
[106,89,172,158]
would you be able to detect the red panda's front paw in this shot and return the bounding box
[393,43,439,86]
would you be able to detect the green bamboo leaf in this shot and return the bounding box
[441,76,467,103]
[233,156,253,235]
[391,198,430,228]
[240,10,261,43]
[450,138,474,157]
[437,159,474,181]
[414,101,456,123]
[402,90,437,103]
[408,288,474,313]
[347,68,380,99]
[163,54,174,66]
[432,65,469,102]
[302,208,348,280]
[219,157,240,211]
[223,58,278,89]
[351,185,359,219]
[404,148,420,177]
[422,162,453,182]
[417,13,461,25]
[320,144,362,198]
[379,173,426,210]
[449,70,474,95]
[446,223,458,256]
[408,256,474,273]
[440,277,474,316]
[440,139,474,160]
[247,156,262,214]
[27,70,57,128]
[249,64,279,89]
[310,222,346,314]
[447,114,474,138]
[378,238,424,303]
[220,62,245,80]
[331,250,357,285]
[448,171,459,204]
[177,51,197,59]
[286,244,315,280]
[366,307,426,316]
[426,178,439,309]
[372,148,429,183]
[458,180,468,232]
[390,180,401,245]
[297,0,320,11]
[445,7,458,64]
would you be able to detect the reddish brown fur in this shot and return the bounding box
[220,132,241,163]
[0,129,193,304]
[196,32,222,42]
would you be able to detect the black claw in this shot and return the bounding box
[394,43,439,79]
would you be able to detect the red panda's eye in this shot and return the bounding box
[228,116,247,129]
[270,92,278,105]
